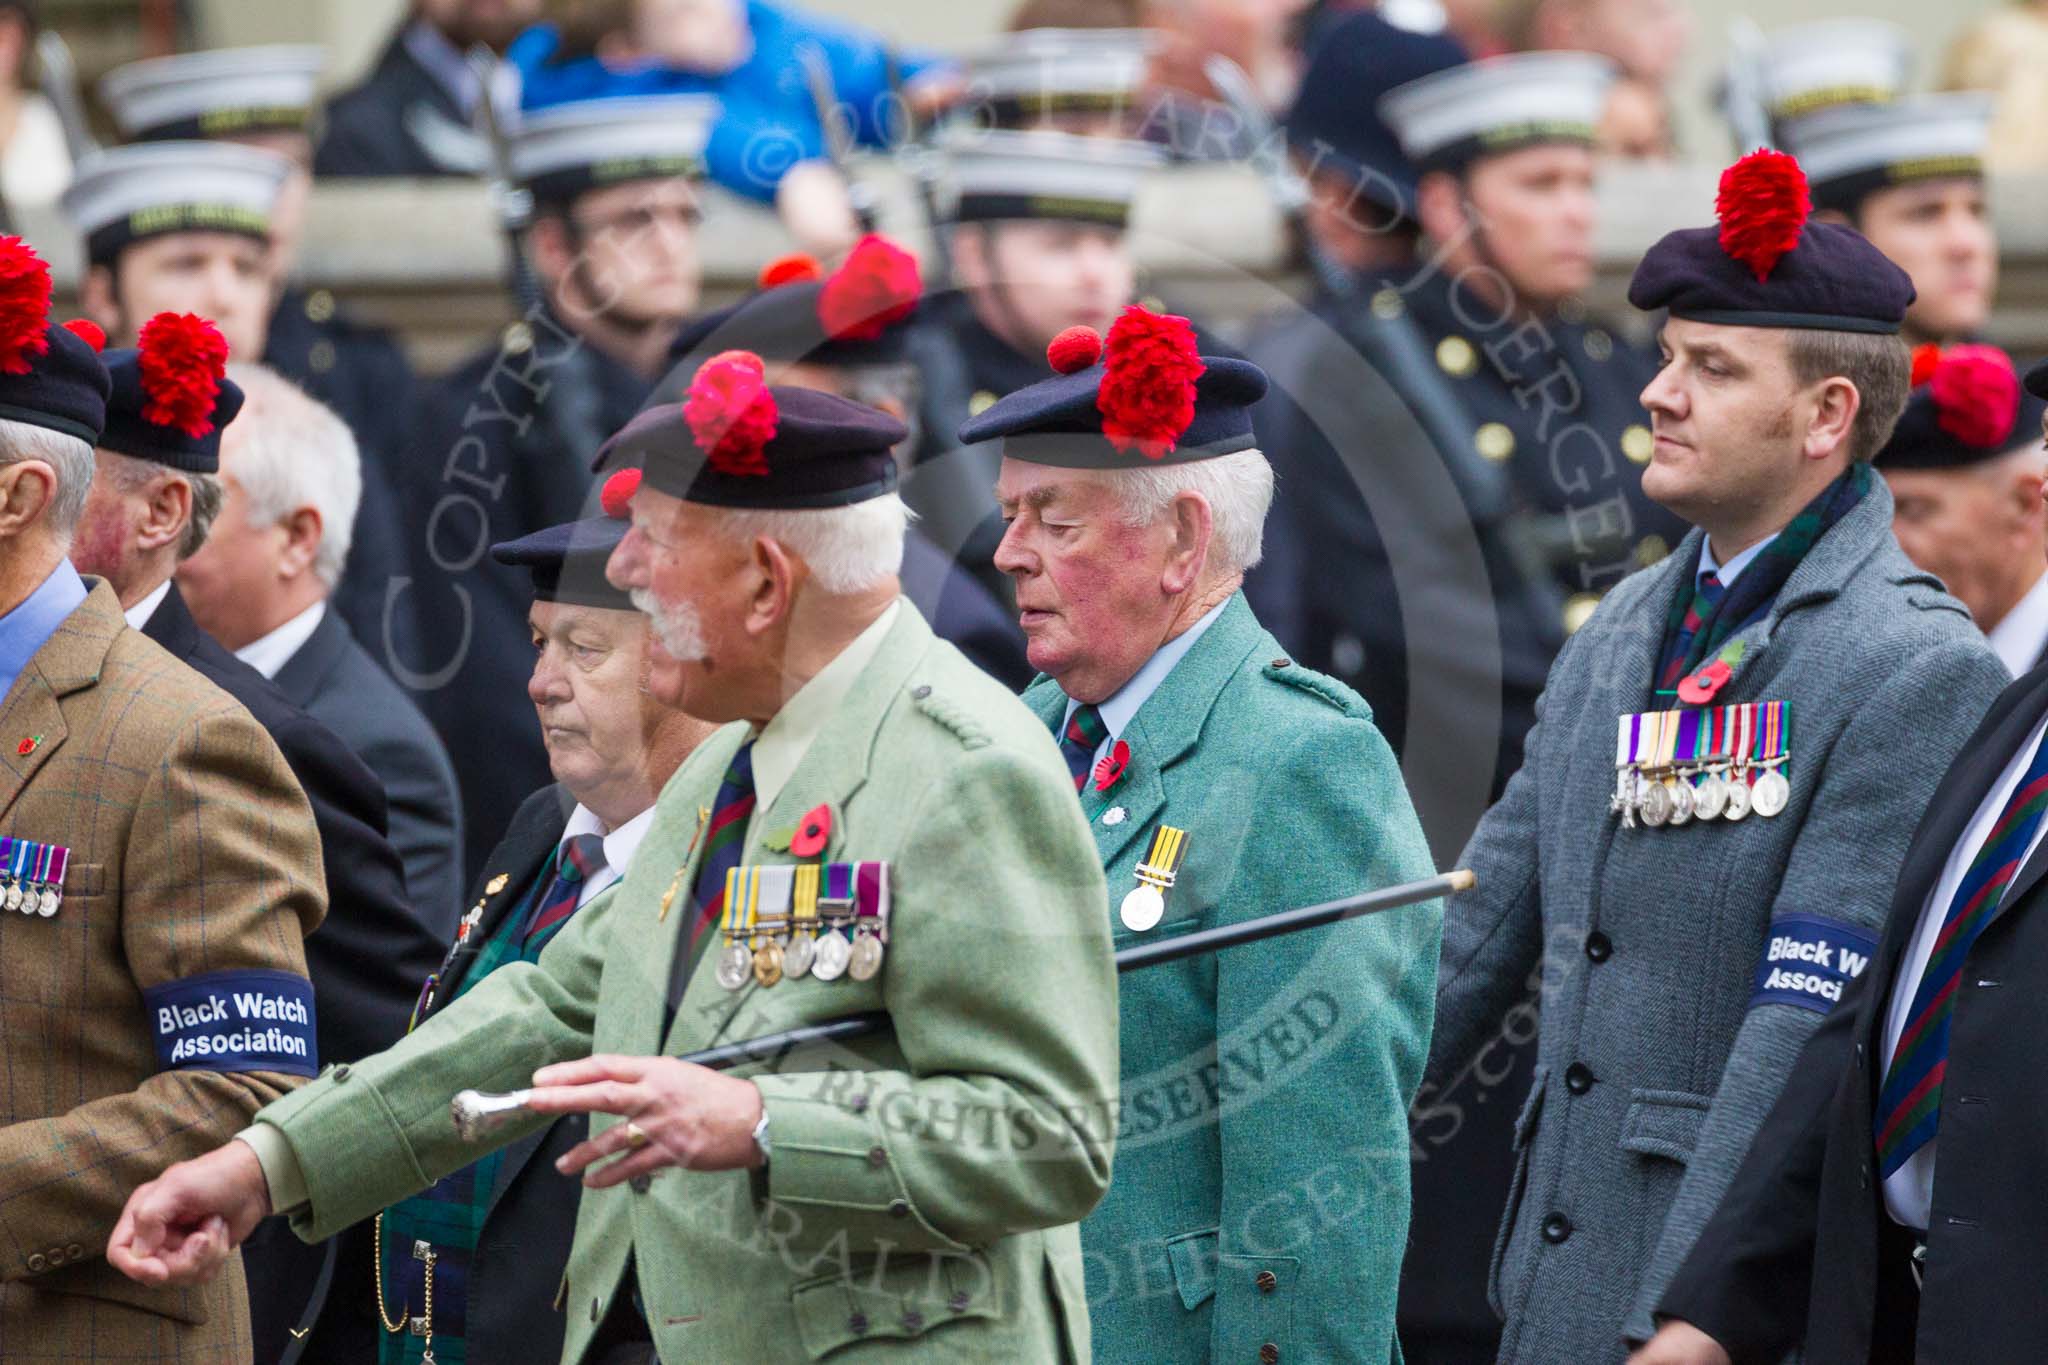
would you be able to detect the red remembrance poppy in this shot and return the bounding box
[1677,660,1733,706]
[791,803,832,858]
[1093,739,1131,793]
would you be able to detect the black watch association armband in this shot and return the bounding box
[143,969,318,1076]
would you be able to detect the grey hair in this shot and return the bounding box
[720,493,911,594]
[1108,447,1274,574]
[223,363,361,588]
[103,450,224,561]
[0,418,94,537]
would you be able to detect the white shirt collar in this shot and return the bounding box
[234,601,327,681]
[559,801,658,906]
[122,579,172,632]
[1989,568,2048,679]
[751,599,902,815]
[1062,595,1233,746]
[1696,531,1779,590]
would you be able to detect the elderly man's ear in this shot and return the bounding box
[0,460,57,539]
[1162,491,1214,595]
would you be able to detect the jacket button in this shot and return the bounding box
[630,1174,652,1195]
[333,1064,352,1082]
[1565,1063,1595,1095]
[26,1254,44,1273]
[948,1291,971,1312]
[65,1244,81,1260]
[867,1146,887,1168]
[888,1199,910,1219]
[43,1247,62,1267]
[1271,658,1291,669]
[1261,1344,1281,1364]
[1542,1213,1573,1244]
[848,1312,869,1335]
[1584,932,1612,963]
[902,1311,924,1331]
[912,685,931,700]
[1255,1269,1278,1293]
[848,1092,869,1114]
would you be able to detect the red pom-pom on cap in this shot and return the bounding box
[1930,344,2020,450]
[599,467,641,518]
[1716,149,1811,284]
[759,253,824,289]
[61,319,106,353]
[817,234,921,342]
[138,311,229,439]
[0,236,52,377]
[685,350,778,476]
[1096,305,1205,460]
[1909,343,1942,389]
[1047,326,1103,374]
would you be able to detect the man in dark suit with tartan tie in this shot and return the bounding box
[1632,359,2048,1365]
[367,482,711,1365]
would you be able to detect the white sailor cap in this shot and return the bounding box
[99,45,325,142]
[1755,19,1911,124]
[508,96,719,205]
[954,28,1156,129]
[62,141,290,265]
[1781,93,1992,212]
[943,128,1165,228]
[1378,52,1615,174]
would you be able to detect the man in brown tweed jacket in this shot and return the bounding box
[0,252,327,1364]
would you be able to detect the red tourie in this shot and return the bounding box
[817,234,921,342]
[1929,344,2019,450]
[1047,325,1103,374]
[1716,149,1810,283]
[138,312,230,438]
[758,252,824,288]
[1096,305,1205,459]
[0,236,52,376]
[599,467,641,518]
[685,350,778,476]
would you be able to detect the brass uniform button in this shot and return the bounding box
[305,289,336,323]
[1436,335,1478,379]
[501,321,535,355]
[967,389,997,417]
[1562,592,1601,636]
[1635,534,1669,568]
[1370,287,1404,320]
[1582,328,1614,363]
[1621,424,1654,465]
[1474,422,1515,463]
[1255,1269,1278,1292]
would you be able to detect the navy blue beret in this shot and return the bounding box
[491,513,634,609]
[595,367,906,510]
[0,322,112,445]
[1285,12,1468,221]
[1879,346,2045,471]
[1630,152,1913,334]
[668,238,924,374]
[959,309,1268,468]
[98,342,244,474]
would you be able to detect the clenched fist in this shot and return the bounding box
[107,1138,274,1287]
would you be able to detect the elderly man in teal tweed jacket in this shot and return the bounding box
[962,308,1444,1365]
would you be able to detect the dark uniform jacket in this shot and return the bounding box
[263,285,420,662]
[273,605,464,938]
[140,582,443,1365]
[1661,659,2048,1365]
[389,315,650,880]
[314,29,482,179]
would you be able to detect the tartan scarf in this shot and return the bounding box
[1656,462,1873,690]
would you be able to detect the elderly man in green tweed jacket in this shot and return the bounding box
[108,367,1121,1363]
[961,309,1445,1364]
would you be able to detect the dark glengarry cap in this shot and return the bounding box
[1779,93,1990,215]
[944,128,1164,229]
[98,313,243,474]
[98,45,325,142]
[491,468,640,608]
[1378,52,1614,177]
[0,237,112,445]
[61,141,289,267]
[1285,11,1468,223]
[509,95,718,208]
[1879,345,2045,471]
[596,351,906,509]
[1628,150,1915,334]
[667,234,924,373]
[958,304,1268,468]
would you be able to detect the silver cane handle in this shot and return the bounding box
[450,1088,534,1142]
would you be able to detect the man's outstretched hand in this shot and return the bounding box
[107,1138,274,1286]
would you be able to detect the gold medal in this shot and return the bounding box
[752,938,784,987]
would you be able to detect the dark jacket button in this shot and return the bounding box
[948,1291,971,1312]
[1584,932,1612,963]
[888,1199,910,1218]
[1255,1269,1278,1292]
[902,1311,924,1331]
[848,1312,869,1335]
[867,1146,887,1168]
[1542,1213,1573,1244]
[848,1092,869,1113]
[1565,1063,1595,1095]
[1261,1344,1281,1364]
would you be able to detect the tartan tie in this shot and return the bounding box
[688,740,757,952]
[522,832,606,947]
[1057,704,1109,791]
[1874,731,2048,1178]
[1657,570,1727,692]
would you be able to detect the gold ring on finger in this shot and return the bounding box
[622,1120,650,1149]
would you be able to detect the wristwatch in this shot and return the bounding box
[751,1107,772,1162]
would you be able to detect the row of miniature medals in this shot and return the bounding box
[0,836,67,916]
[1614,701,1790,829]
[715,861,890,990]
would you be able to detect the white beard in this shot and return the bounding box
[631,587,708,662]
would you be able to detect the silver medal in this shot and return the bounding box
[1639,781,1672,828]
[848,932,884,982]
[716,943,752,991]
[1725,774,1752,821]
[782,933,815,979]
[811,930,851,981]
[1692,772,1728,821]
[37,887,56,917]
[1752,767,1790,818]
[5,881,20,913]
[1120,882,1166,932]
[1668,778,1695,825]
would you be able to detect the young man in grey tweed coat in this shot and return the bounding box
[1423,151,2011,1362]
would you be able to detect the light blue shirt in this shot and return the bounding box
[1697,531,1779,589]
[0,560,86,705]
[1060,596,1233,766]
